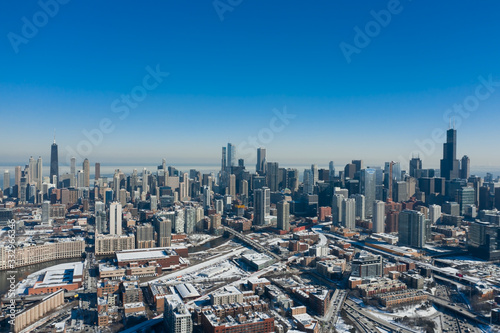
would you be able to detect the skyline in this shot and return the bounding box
[2,125,500,189]
[2,1,500,166]
[2,125,500,174]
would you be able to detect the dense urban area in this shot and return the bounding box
[1,127,500,333]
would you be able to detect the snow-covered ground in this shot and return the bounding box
[143,246,247,286]
[363,302,437,319]
[188,234,220,246]
[335,316,353,333]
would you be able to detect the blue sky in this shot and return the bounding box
[1,0,500,170]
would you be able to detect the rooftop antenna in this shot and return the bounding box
[454,117,456,130]
[449,117,451,129]
[53,129,56,144]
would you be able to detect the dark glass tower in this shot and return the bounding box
[440,127,460,180]
[50,138,59,186]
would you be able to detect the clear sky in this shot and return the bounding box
[1,0,500,170]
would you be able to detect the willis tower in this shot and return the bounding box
[50,134,59,186]
[440,123,460,180]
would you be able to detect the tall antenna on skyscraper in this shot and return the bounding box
[53,129,56,144]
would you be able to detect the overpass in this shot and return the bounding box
[429,295,489,325]
[223,227,282,261]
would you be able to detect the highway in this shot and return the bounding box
[344,299,420,333]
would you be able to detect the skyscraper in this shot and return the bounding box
[109,202,123,235]
[360,168,376,217]
[303,169,314,194]
[460,155,470,179]
[229,174,236,197]
[50,137,59,186]
[409,156,422,178]
[399,210,427,248]
[154,216,172,247]
[15,166,21,189]
[329,161,335,180]
[352,193,365,220]
[70,157,76,176]
[185,206,196,234]
[429,204,441,224]
[36,156,42,190]
[457,187,475,215]
[254,187,270,225]
[440,127,460,180]
[332,193,344,225]
[266,162,279,191]
[221,147,227,171]
[29,156,36,184]
[372,200,385,233]
[136,223,155,248]
[468,221,500,261]
[95,201,107,234]
[256,147,266,174]
[342,198,356,230]
[277,200,290,231]
[344,163,356,179]
[83,158,90,187]
[227,143,235,167]
[3,171,10,191]
[311,164,318,185]
[352,160,363,174]
[95,162,101,181]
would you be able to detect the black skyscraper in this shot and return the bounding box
[50,138,59,185]
[440,127,460,180]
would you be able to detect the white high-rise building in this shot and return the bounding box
[373,200,385,233]
[311,164,318,185]
[352,194,365,220]
[277,200,290,231]
[342,198,356,230]
[95,201,106,234]
[42,201,51,225]
[28,156,36,185]
[429,204,442,224]
[184,206,196,234]
[109,202,123,235]
[164,294,193,333]
[332,193,344,225]
[174,209,185,234]
[70,156,76,175]
[77,170,85,188]
[151,195,158,211]
[203,186,211,209]
[3,170,10,191]
[215,199,223,215]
